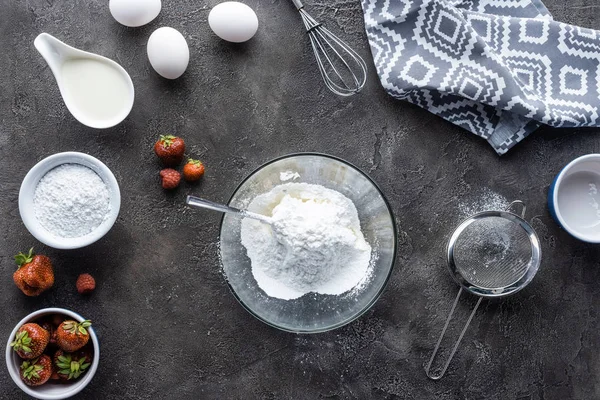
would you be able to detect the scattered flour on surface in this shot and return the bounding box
[458,189,509,217]
[34,163,111,238]
[240,183,372,300]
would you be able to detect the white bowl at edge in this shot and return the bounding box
[19,152,121,249]
[5,308,100,400]
[551,153,600,243]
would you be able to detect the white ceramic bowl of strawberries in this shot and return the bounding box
[5,308,99,399]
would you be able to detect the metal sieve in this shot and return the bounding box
[425,201,541,380]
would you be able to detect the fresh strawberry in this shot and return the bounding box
[154,135,185,166]
[10,323,50,359]
[13,248,54,296]
[182,159,205,182]
[54,348,92,381]
[56,320,92,352]
[159,168,181,189]
[39,320,57,347]
[20,355,53,386]
[76,273,96,295]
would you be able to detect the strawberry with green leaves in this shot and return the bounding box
[56,320,92,352]
[13,248,54,296]
[154,135,185,166]
[183,159,205,182]
[54,349,92,380]
[20,355,53,386]
[10,323,50,359]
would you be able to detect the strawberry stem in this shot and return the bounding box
[21,359,43,379]
[55,353,91,379]
[187,158,203,166]
[14,248,34,268]
[159,135,176,147]
[62,320,92,335]
[10,330,32,354]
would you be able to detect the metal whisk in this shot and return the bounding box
[291,0,368,96]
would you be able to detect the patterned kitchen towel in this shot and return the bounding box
[362,0,600,154]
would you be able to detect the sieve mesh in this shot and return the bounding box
[452,216,532,289]
[427,203,541,381]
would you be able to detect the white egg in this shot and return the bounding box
[109,0,161,27]
[147,27,190,79]
[208,2,259,43]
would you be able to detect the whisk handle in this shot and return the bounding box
[291,0,304,10]
[425,288,482,380]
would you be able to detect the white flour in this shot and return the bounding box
[459,189,508,217]
[279,171,300,181]
[34,164,111,238]
[241,183,372,300]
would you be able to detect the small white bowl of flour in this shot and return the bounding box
[19,152,121,249]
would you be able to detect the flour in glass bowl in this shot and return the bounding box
[240,183,373,300]
[33,164,111,238]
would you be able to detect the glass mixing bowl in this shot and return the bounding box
[219,153,397,333]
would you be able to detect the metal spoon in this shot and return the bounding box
[186,195,273,225]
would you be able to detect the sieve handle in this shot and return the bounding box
[425,288,482,380]
[506,200,526,218]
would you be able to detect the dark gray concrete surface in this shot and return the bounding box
[2,0,600,399]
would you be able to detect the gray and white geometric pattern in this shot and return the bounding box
[362,0,600,154]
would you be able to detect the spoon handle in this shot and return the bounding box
[186,195,272,224]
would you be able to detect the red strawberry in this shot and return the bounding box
[154,135,185,166]
[13,248,54,296]
[20,355,53,386]
[182,159,205,182]
[54,348,93,381]
[56,320,92,352]
[10,323,50,359]
[159,168,181,189]
[39,320,57,347]
[76,273,96,295]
